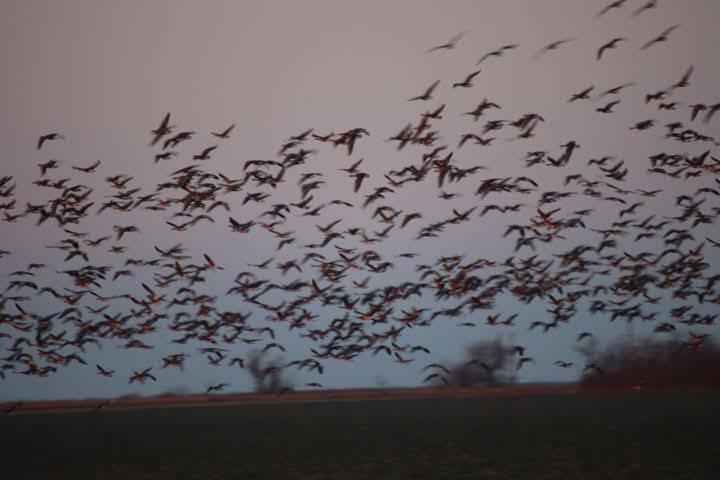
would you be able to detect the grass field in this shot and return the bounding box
[2,390,719,479]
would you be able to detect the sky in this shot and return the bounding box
[1,0,720,401]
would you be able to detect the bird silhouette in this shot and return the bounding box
[532,38,575,60]
[96,364,114,377]
[476,44,518,65]
[206,383,229,394]
[452,70,481,88]
[193,145,218,161]
[631,0,657,17]
[568,86,594,102]
[597,38,626,60]
[72,160,101,173]
[671,65,694,90]
[211,124,236,139]
[596,0,627,18]
[409,80,441,102]
[37,133,65,150]
[596,100,621,114]
[150,113,174,146]
[640,25,680,50]
[426,32,466,53]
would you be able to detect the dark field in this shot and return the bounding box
[2,391,719,479]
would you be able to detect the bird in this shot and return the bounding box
[72,160,101,173]
[598,82,636,98]
[703,104,720,124]
[409,80,440,102]
[452,70,481,88]
[129,368,157,384]
[577,332,593,342]
[671,65,694,90]
[596,100,621,114]
[206,383,229,394]
[631,0,657,17]
[340,158,364,175]
[476,44,518,65]
[352,172,370,193]
[163,130,195,150]
[203,253,223,270]
[516,356,534,370]
[154,151,178,163]
[596,0,627,18]
[568,86,594,102]
[640,25,680,50]
[228,217,255,233]
[225,357,245,369]
[533,38,576,60]
[211,124,236,139]
[630,120,655,131]
[463,99,501,121]
[597,38,626,60]
[37,160,61,176]
[426,32,465,53]
[423,373,449,385]
[422,363,451,375]
[150,113,174,146]
[193,145,218,161]
[37,133,65,150]
[289,128,314,142]
[96,364,114,377]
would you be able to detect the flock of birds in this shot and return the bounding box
[2,0,720,404]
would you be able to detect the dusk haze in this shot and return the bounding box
[2,1,720,478]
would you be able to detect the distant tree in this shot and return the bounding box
[579,335,720,389]
[445,336,517,387]
[246,349,293,394]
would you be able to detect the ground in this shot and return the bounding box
[1,389,718,479]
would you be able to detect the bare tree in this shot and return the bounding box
[246,349,292,393]
[446,336,517,387]
[579,335,720,389]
